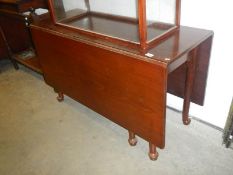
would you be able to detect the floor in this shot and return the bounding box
[0,60,233,175]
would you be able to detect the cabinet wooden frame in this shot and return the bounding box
[47,0,181,50]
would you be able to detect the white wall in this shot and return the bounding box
[167,0,233,128]
[62,0,86,11]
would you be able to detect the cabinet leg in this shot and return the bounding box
[182,48,197,125]
[10,59,19,70]
[148,143,159,161]
[0,27,18,70]
[128,131,137,146]
[57,92,64,102]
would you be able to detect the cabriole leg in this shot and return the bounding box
[182,49,198,125]
[128,131,137,146]
[182,102,191,125]
[57,92,64,102]
[148,143,159,161]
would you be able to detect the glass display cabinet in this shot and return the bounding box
[48,0,180,49]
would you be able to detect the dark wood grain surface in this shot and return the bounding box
[31,19,213,106]
[0,11,31,53]
[168,36,213,105]
[30,17,213,159]
[0,0,47,72]
[31,18,213,65]
[31,28,168,148]
[0,0,48,53]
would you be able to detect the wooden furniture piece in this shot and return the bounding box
[30,0,213,160]
[0,0,47,73]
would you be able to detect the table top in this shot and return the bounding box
[31,17,213,67]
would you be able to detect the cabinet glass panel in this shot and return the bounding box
[51,0,139,42]
[146,0,176,42]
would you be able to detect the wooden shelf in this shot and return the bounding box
[12,48,42,73]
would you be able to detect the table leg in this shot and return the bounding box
[182,48,198,125]
[57,92,64,102]
[128,131,137,146]
[148,143,159,161]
